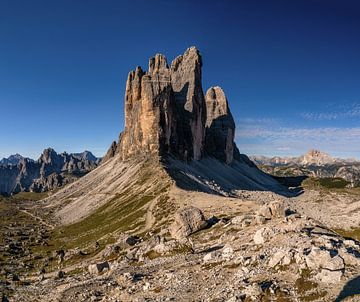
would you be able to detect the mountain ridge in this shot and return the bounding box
[251,149,360,187]
[0,148,100,195]
[251,149,359,166]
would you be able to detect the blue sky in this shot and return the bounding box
[1,0,360,159]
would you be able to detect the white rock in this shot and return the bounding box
[294,252,304,264]
[343,239,357,248]
[257,205,272,219]
[143,282,151,291]
[268,200,285,217]
[316,269,342,283]
[88,261,110,275]
[203,250,221,262]
[338,248,360,266]
[305,248,344,271]
[231,215,253,227]
[253,215,266,225]
[282,254,292,266]
[222,245,234,260]
[253,227,273,245]
[203,253,213,262]
[243,283,262,300]
[170,207,208,239]
[268,251,285,268]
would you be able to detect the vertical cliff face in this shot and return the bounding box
[112,47,239,164]
[170,47,205,160]
[205,86,235,164]
[118,55,173,160]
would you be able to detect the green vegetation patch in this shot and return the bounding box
[302,177,350,190]
[51,191,154,250]
[11,191,50,201]
[335,228,360,241]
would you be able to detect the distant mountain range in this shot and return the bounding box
[0,154,33,166]
[251,150,359,166]
[0,148,101,195]
[251,150,360,187]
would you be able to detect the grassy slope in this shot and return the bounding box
[1,158,176,276]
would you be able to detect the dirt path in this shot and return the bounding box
[19,208,55,230]
[144,197,157,231]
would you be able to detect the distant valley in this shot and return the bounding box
[251,149,360,187]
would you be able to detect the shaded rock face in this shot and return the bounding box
[109,47,239,164]
[170,48,205,161]
[0,165,20,195]
[0,148,99,195]
[102,141,118,163]
[205,86,235,164]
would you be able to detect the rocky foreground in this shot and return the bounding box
[2,185,360,301]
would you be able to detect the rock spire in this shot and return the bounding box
[108,47,239,164]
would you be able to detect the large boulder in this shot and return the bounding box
[253,227,275,245]
[257,200,286,219]
[88,261,110,275]
[170,207,208,239]
[305,247,344,276]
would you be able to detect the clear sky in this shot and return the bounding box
[1,0,360,159]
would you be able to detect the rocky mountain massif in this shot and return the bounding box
[104,47,239,164]
[0,154,32,166]
[3,47,360,302]
[251,150,360,187]
[0,149,100,195]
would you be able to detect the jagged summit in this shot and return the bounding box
[0,148,99,195]
[301,149,334,165]
[251,149,357,167]
[106,46,239,164]
[0,153,30,166]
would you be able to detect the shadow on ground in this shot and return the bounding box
[336,275,360,301]
[163,156,305,198]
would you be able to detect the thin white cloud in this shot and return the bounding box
[301,102,360,121]
[235,121,360,158]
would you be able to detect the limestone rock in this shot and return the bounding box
[253,227,274,245]
[315,269,342,283]
[108,47,240,164]
[102,141,118,163]
[305,247,344,271]
[257,200,286,219]
[205,86,235,164]
[170,206,208,239]
[88,261,110,275]
[268,249,294,268]
[268,200,286,217]
[257,205,272,219]
[222,245,234,260]
[203,250,222,262]
[170,47,205,161]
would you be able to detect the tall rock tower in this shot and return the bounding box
[106,47,239,164]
